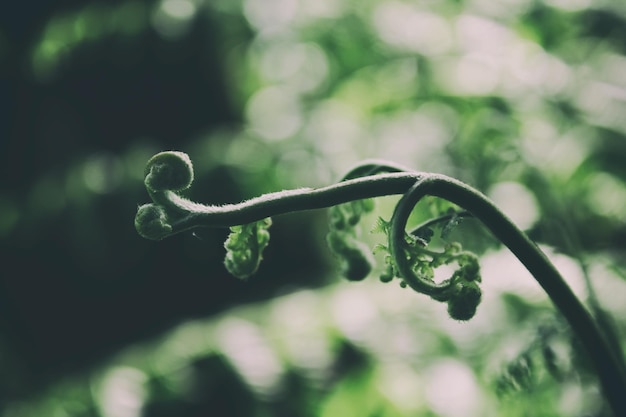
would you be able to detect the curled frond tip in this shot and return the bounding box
[144,151,194,192]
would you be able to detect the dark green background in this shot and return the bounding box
[1,0,625,415]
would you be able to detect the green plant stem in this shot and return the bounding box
[390,175,626,416]
[154,172,424,233]
[142,163,626,414]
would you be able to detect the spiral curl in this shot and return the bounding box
[135,151,626,415]
[144,151,194,192]
[137,153,482,317]
[135,203,172,241]
[330,163,482,319]
[134,152,626,414]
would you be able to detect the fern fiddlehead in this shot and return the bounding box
[223,218,272,280]
[135,151,626,416]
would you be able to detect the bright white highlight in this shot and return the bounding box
[216,318,283,396]
[488,181,539,230]
[97,367,148,417]
[425,359,483,417]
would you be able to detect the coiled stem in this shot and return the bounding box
[135,151,626,415]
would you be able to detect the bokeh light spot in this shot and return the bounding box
[425,359,483,417]
[244,0,298,30]
[216,318,283,396]
[96,367,148,417]
[245,86,302,141]
[331,287,378,341]
[488,181,539,230]
[258,40,328,92]
[586,172,626,219]
[0,197,20,237]
[152,0,197,39]
[82,153,124,194]
[162,0,196,19]
[372,2,452,55]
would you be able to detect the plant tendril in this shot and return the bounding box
[135,151,626,415]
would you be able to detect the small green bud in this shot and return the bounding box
[223,218,272,280]
[343,245,374,281]
[447,281,482,321]
[135,203,172,240]
[379,265,394,283]
[360,198,375,212]
[329,206,346,230]
[458,254,480,282]
[415,263,434,281]
[347,212,361,226]
[326,231,374,281]
[444,242,462,254]
[144,151,194,192]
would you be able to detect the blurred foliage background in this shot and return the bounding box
[1,0,626,415]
